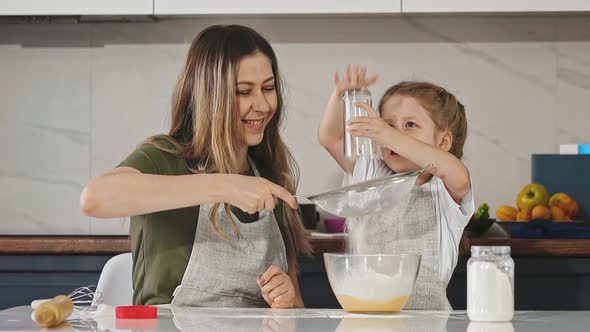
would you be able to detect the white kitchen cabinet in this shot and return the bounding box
[0,0,153,15]
[402,0,590,13]
[154,0,401,15]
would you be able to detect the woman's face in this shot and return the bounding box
[236,51,278,146]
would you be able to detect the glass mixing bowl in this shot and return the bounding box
[324,253,421,313]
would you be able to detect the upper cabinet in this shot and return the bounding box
[1,0,589,17]
[401,0,590,13]
[154,0,402,15]
[0,0,154,16]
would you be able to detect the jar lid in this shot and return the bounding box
[116,306,157,319]
[471,245,511,257]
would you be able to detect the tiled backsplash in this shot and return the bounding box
[1,15,589,234]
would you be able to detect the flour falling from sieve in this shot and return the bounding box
[345,216,372,255]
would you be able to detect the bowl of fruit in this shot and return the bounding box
[495,184,582,233]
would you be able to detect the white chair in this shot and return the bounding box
[95,252,133,306]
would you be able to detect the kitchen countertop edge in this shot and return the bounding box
[1,235,590,257]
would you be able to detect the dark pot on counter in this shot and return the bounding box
[465,218,496,237]
[300,204,319,230]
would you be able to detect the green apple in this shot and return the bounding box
[516,183,549,210]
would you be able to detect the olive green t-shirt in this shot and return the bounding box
[118,138,287,305]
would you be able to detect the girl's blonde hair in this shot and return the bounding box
[379,81,467,159]
[145,25,311,270]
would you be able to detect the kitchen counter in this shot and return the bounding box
[3,234,590,311]
[1,234,590,256]
[1,305,589,332]
[0,235,346,255]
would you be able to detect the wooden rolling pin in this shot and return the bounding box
[33,295,74,328]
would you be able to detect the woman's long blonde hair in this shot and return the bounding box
[145,25,311,270]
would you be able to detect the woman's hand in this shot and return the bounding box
[257,265,296,309]
[333,64,378,96]
[347,102,397,146]
[222,175,298,214]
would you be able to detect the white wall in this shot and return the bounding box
[1,15,589,234]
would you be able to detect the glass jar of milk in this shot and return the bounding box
[467,246,514,322]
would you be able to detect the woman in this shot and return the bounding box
[80,25,311,308]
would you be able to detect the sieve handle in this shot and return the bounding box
[294,195,312,202]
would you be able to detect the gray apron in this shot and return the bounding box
[171,158,288,307]
[350,184,452,310]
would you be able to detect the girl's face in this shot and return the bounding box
[236,51,278,146]
[379,95,450,173]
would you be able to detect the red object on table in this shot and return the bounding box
[116,305,157,319]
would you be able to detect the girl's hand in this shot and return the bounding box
[222,175,297,214]
[257,265,296,309]
[333,64,378,96]
[347,102,397,146]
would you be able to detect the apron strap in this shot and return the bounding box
[247,156,261,177]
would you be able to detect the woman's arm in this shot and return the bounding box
[80,167,298,218]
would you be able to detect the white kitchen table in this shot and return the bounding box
[1,305,589,331]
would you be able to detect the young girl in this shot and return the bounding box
[318,65,474,310]
[81,25,311,308]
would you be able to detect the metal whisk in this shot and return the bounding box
[31,285,104,315]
